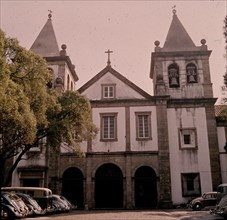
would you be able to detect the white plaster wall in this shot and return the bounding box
[217,127,227,183]
[64,65,76,91]
[130,106,158,151]
[60,142,87,154]
[12,149,46,186]
[48,64,59,80]
[91,107,126,152]
[83,72,146,100]
[168,107,212,205]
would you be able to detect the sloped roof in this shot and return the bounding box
[78,65,152,99]
[30,15,59,57]
[162,12,197,52]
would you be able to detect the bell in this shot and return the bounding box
[189,75,196,83]
[170,77,178,86]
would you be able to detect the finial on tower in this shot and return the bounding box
[48,10,53,19]
[105,49,113,66]
[172,5,176,15]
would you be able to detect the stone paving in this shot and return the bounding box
[24,209,210,220]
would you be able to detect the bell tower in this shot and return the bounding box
[150,9,221,193]
[150,9,213,99]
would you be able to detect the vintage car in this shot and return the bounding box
[210,195,227,218]
[188,191,218,211]
[16,192,46,216]
[1,191,29,219]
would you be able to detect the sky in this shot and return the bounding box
[0,0,226,103]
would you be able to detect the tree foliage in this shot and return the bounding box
[0,30,97,186]
[223,15,227,87]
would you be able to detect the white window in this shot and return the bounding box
[179,128,197,149]
[102,84,116,99]
[135,112,152,140]
[100,113,117,141]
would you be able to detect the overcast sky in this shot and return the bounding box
[1,0,226,102]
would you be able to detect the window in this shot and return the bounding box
[179,128,197,149]
[168,63,180,88]
[135,112,152,140]
[102,84,116,99]
[181,173,201,197]
[100,113,117,141]
[186,63,197,83]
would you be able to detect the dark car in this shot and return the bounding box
[210,195,227,218]
[59,196,77,210]
[189,191,218,211]
[52,194,71,213]
[1,191,29,219]
[16,192,46,216]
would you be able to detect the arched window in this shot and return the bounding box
[46,68,54,88]
[186,63,197,83]
[168,63,180,88]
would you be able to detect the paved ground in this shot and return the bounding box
[24,209,221,220]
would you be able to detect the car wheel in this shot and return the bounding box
[1,208,9,220]
[193,203,202,211]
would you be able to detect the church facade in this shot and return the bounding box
[11,10,227,209]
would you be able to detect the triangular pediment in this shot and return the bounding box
[78,65,152,100]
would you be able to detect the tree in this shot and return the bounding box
[0,30,97,186]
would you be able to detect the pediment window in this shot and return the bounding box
[102,84,116,99]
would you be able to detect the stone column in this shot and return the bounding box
[156,98,172,208]
[205,101,222,189]
[125,154,132,208]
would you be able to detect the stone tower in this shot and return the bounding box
[30,12,79,191]
[150,9,221,192]
[150,9,213,99]
[30,12,78,94]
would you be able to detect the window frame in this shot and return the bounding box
[178,128,197,150]
[135,112,152,141]
[181,173,201,197]
[100,113,118,142]
[101,84,116,99]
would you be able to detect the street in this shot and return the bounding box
[23,209,225,220]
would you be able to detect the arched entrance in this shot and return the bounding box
[134,166,157,208]
[95,163,123,208]
[62,167,84,208]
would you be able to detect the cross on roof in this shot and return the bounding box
[48,10,53,19]
[172,5,176,15]
[105,49,113,66]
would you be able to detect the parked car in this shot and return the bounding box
[52,194,71,213]
[188,191,218,211]
[1,191,29,219]
[16,192,46,216]
[217,183,227,203]
[2,187,53,213]
[210,195,227,218]
[60,196,77,210]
